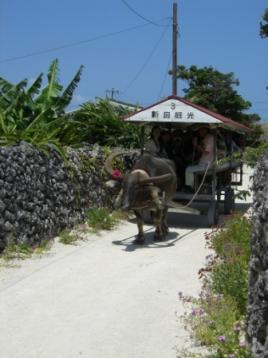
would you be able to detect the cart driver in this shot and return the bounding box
[185,125,215,191]
[144,126,168,158]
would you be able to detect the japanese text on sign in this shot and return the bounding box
[151,111,195,120]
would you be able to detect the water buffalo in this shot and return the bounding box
[105,151,178,244]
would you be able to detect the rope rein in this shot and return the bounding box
[181,161,211,209]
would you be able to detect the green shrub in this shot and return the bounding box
[1,243,33,261]
[59,230,79,245]
[209,215,251,314]
[71,99,141,148]
[0,59,83,153]
[180,291,250,357]
[211,262,249,315]
[242,141,268,167]
[86,208,118,232]
[179,214,252,357]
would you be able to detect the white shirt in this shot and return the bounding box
[199,134,214,165]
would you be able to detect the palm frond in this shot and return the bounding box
[0,77,15,94]
[47,59,60,96]
[15,79,28,91]
[36,59,62,105]
[58,65,84,109]
[0,80,27,114]
[27,73,43,99]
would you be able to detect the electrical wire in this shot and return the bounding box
[157,51,172,100]
[0,21,167,64]
[120,0,170,28]
[121,25,170,95]
[119,93,144,107]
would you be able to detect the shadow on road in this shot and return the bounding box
[112,228,197,252]
[167,201,252,229]
[112,200,251,251]
[113,199,252,251]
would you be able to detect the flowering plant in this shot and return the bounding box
[112,169,122,180]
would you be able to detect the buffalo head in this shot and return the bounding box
[104,151,172,211]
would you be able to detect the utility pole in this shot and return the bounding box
[106,88,119,100]
[172,2,178,96]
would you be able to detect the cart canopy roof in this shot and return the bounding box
[123,95,251,133]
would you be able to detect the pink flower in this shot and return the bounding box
[229,354,235,358]
[233,322,241,332]
[191,308,204,316]
[112,169,122,180]
[191,309,197,316]
[218,335,226,342]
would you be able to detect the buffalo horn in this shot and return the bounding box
[104,150,126,178]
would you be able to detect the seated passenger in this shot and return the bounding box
[161,130,173,159]
[170,129,187,189]
[185,126,215,190]
[144,126,167,158]
[217,131,228,159]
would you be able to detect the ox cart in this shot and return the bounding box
[123,95,250,226]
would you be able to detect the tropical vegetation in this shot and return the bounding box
[176,65,260,127]
[0,59,140,153]
[178,214,252,358]
[70,99,141,148]
[0,59,83,152]
[260,8,268,38]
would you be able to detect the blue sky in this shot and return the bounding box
[0,0,267,120]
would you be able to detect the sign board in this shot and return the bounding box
[124,98,222,124]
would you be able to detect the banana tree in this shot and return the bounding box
[68,99,141,148]
[0,59,83,150]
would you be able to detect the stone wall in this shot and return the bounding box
[247,153,268,357]
[0,142,113,251]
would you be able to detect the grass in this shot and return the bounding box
[85,208,127,232]
[178,214,252,357]
[1,242,34,261]
[0,209,128,265]
[58,230,80,245]
[34,239,52,255]
[58,208,128,244]
[0,236,54,265]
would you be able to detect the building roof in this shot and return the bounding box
[101,97,142,111]
[123,95,251,133]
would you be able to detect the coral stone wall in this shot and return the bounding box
[247,153,268,357]
[0,142,112,250]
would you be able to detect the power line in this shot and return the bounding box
[121,25,170,94]
[157,51,172,100]
[120,0,170,27]
[119,93,144,106]
[0,21,167,64]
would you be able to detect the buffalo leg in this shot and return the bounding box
[133,210,145,244]
[153,208,165,241]
[161,206,169,235]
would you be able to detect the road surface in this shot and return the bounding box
[0,167,252,358]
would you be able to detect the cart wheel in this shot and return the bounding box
[207,200,219,227]
[224,187,235,214]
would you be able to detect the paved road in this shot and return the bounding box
[0,167,252,358]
